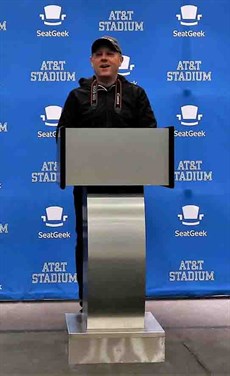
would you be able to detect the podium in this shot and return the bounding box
[58,127,174,364]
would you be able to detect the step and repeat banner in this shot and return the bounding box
[0,0,229,300]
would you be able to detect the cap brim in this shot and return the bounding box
[92,39,119,54]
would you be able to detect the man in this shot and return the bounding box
[57,36,157,308]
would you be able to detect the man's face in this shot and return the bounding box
[90,46,123,81]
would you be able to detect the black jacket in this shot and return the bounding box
[57,75,157,133]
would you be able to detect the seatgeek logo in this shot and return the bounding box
[178,205,204,226]
[173,5,205,38]
[174,105,206,138]
[38,206,71,239]
[38,105,62,138]
[175,205,208,237]
[41,206,67,227]
[119,55,135,76]
[177,105,203,126]
[37,5,69,37]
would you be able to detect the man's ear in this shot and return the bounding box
[120,55,123,66]
[90,56,93,67]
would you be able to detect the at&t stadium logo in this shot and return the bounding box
[167,60,211,82]
[119,56,135,76]
[37,5,69,37]
[31,60,76,82]
[99,10,144,32]
[169,260,214,282]
[175,205,208,237]
[173,5,205,38]
[32,261,77,284]
[32,161,57,183]
[174,160,213,183]
[175,160,213,182]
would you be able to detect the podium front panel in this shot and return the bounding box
[64,128,171,186]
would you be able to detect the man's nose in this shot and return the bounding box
[101,54,108,60]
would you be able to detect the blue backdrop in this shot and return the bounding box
[0,0,229,300]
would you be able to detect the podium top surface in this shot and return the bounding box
[59,127,174,187]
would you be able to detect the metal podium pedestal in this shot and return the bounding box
[66,312,165,364]
[65,193,165,365]
[85,194,146,331]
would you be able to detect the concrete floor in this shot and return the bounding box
[0,299,229,375]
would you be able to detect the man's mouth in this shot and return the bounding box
[100,64,110,68]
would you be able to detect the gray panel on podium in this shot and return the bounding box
[64,128,171,186]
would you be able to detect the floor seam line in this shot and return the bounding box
[183,341,211,375]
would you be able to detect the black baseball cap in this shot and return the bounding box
[91,36,122,54]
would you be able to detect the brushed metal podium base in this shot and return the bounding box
[65,312,165,364]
